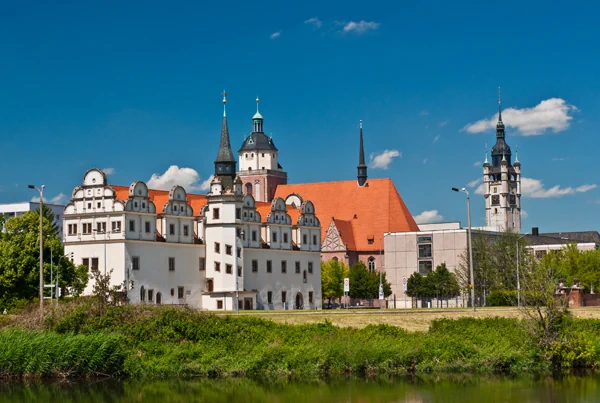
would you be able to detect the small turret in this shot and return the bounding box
[357,120,368,187]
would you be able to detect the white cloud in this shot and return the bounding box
[576,184,597,193]
[304,17,322,29]
[369,149,401,170]
[270,31,281,39]
[522,177,596,198]
[473,161,482,167]
[31,193,67,204]
[552,157,565,161]
[433,135,440,144]
[420,110,429,116]
[342,20,380,34]
[102,168,116,175]
[147,165,212,193]
[414,210,444,224]
[438,121,448,127]
[467,178,482,188]
[521,210,529,219]
[463,98,577,136]
[422,158,428,164]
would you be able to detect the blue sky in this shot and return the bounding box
[1,0,599,232]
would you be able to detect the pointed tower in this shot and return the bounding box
[483,88,522,233]
[237,97,288,202]
[214,91,237,188]
[357,120,368,187]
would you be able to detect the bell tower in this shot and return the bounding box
[483,88,522,233]
[237,97,288,202]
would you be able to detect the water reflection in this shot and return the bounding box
[1,375,599,403]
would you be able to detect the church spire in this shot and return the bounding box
[496,86,505,139]
[214,91,236,179]
[357,120,368,187]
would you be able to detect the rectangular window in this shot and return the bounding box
[282,291,287,304]
[215,242,220,253]
[418,244,432,258]
[252,231,257,242]
[82,258,90,268]
[96,222,106,233]
[281,260,287,273]
[309,291,313,304]
[273,232,278,242]
[417,236,432,243]
[184,225,189,236]
[82,223,92,234]
[169,224,175,235]
[252,259,258,272]
[237,266,242,277]
[178,286,184,299]
[129,220,135,232]
[145,221,151,233]
[215,262,221,272]
[308,262,313,274]
[199,257,205,271]
[217,300,223,309]
[169,257,175,271]
[97,202,101,208]
[226,245,232,255]
[112,221,121,232]
[237,247,241,257]
[267,260,272,273]
[236,208,241,219]
[226,264,232,274]
[313,235,317,245]
[303,234,308,244]
[295,261,300,274]
[213,208,220,219]
[87,202,92,210]
[536,250,548,259]
[132,257,140,271]
[91,258,99,270]
[283,233,288,243]
[267,291,273,304]
[148,289,154,302]
[418,260,433,275]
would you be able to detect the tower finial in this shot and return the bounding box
[360,119,363,129]
[222,90,228,117]
[256,96,260,113]
[484,143,489,165]
[497,86,502,122]
[515,145,519,163]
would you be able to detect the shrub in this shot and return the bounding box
[487,290,517,307]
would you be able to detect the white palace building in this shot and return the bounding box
[62,95,322,310]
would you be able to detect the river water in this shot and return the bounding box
[1,376,599,402]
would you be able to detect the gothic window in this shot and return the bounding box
[332,257,339,262]
[492,195,500,205]
[140,286,145,302]
[245,183,253,196]
[368,257,376,272]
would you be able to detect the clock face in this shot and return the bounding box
[218,167,223,172]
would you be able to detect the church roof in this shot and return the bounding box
[239,132,278,152]
[112,185,208,216]
[274,178,419,252]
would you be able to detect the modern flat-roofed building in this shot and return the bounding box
[0,201,65,238]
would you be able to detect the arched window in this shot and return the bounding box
[368,257,376,272]
[332,257,339,262]
[156,292,162,305]
[140,286,145,302]
[207,279,214,292]
[245,183,253,196]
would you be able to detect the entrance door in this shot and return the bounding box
[295,292,303,310]
[244,298,253,310]
[156,292,162,305]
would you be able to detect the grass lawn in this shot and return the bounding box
[221,307,600,332]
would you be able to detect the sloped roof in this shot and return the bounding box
[274,178,419,251]
[333,219,356,250]
[539,231,600,244]
[112,185,208,216]
[255,201,302,224]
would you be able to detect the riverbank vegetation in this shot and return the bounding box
[1,301,599,380]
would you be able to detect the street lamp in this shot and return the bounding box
[516,233,529,308]
[93,228,108,276]
[379,233,393,310]
[452,187,476,312]
[28,184,45,319]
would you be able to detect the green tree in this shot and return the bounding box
[321,259,348,304]
[348,261,392,299]
[0,207,88,308]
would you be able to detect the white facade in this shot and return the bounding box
[63,168,322,311]
[0,201,65,238]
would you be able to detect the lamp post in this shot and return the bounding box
[93,228,108,276]
[28,184,45,319]
[452,187,475,312]
[379,233,392,310]
[516,233,529,308]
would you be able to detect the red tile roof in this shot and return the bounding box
[112,185,208,216]
[274,178,419,251]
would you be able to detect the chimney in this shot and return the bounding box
[532,227,539,236]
